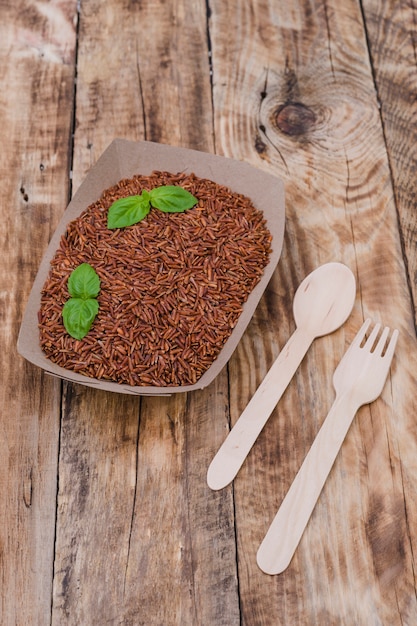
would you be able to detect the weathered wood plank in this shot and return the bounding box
[210,0,417,623]
[0,1,78,623]
[71,0,214,191]
[121,385,239,626]
[361,0,417,315]
[360,0,417,619]
[52,0,239,623]
[51,385,141,622]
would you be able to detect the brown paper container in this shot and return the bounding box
[18,139,285,395]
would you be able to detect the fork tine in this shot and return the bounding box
[352,318,372,347]
[385,328,399,359]
[363,322,381,351]
[373,326,390,356]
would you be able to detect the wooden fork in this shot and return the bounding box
[256,318,399,575]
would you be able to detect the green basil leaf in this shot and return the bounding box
[62,298,99,340]
[107,195,150,229]
[141,189,151,203]
[149,185,198,213]
[68,263,100,299]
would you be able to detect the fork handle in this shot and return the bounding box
[257,392,359,575]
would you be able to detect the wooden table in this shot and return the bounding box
[2,0,417,623]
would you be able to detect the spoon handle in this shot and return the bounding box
[207,327,312,491]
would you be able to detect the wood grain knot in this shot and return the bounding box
[275,103,316,136]
[20,186,29,202]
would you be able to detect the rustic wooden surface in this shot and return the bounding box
[2,0,417,624]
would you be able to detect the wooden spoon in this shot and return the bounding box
[207,262,356,491]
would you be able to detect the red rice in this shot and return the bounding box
[38,171,272,387]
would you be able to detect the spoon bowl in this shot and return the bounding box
[293,262,356,337]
